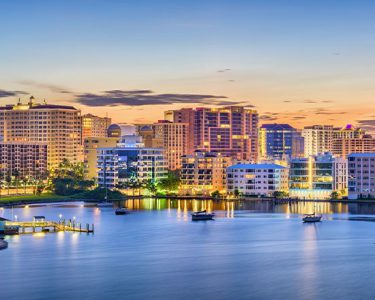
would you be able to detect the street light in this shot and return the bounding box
[14,215,18,221]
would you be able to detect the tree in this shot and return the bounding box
[158,171,180,193]
[211,190,221,199]
[50,159,94,196]
[234,189,240,198]
[5,173,12,195]
[145,179,157,196]
[331,191,340,200]
[273,191,289,199]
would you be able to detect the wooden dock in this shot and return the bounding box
[7,219,94,234]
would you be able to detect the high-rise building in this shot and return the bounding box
[0,142,48,180]
[83,137,120,179]
[259,124,304,159]
[180,150,232,195]
[82,114,111,139]
[348,153,375,199]
[226,163,289,196]
[332,125,375,158]
[165,106,259,161]
[97,147,167,189]
[0,97,82,168]
[302,125,334,157]
[164,108,196,155]
[289,153,347,199]
[136,125,156,148]
[333,135,375,158]
[153,120,188,170]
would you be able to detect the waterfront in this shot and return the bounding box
[1,199,375,300]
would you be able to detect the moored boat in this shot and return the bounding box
[302,213,322,223]
[115,208,128,215]
[191,210,215,221]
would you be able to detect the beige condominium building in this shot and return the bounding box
[82,113,111,139]
[180,150,232,195]
[83,137,120,179]
[0,97,83,168]
[153,120,188,170]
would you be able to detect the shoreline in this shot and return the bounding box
[1,194,375,207]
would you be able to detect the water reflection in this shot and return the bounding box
[115,198,372,215]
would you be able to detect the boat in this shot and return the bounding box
[302,203,322,223]
[191,210,215,221]
[115,208,128,215]
[302,213,322,223]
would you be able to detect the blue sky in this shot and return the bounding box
[1,0,374,129]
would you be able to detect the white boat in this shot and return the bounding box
[191,210,215,221]
[302,203,322,223]
[302,213,322,223]
[115,208,128,215]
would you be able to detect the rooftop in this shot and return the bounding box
[261,123,295,130]
[348,153,375,157]
[227,163,286,170]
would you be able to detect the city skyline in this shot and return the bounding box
[1,0,375,131]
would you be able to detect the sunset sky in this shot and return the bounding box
[1,0,374,131]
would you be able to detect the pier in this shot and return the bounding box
[6,219,94,234]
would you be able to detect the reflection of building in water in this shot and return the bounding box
[289,153,348,200]
[116,198,353,215]
[274,201,348,215]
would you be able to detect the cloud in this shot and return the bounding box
[74,89,245,107]
[260,115,278,121]
[356,119,375,132]
[314,108,347,115]
[0,89,29,98]
[18,80,73,94]
[217,68,231,73]
[283,99,334,104]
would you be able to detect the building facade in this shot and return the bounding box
[348,153,375,199]
[153,120,188,170]
[180,151,232,195]
[0,142,48,180]
[82,114,111,139]
[97,147,167,189]
[83,137,120,179]
[289,153,348,199]
[226,163,289,196]
[259,124,304,159]
[0,98,82,168]
[302,125,334,157]
[165,106,259,161]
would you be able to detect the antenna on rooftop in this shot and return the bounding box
[28,95,35,106]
